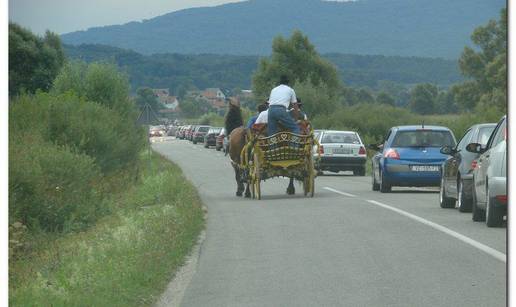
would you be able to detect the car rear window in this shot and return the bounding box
[198,127,210,132]
[476,126,495,145]
[321,132,360,144]
[391,130,455,147]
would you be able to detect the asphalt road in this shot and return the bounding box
[152,137,506,307]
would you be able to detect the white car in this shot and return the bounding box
[313,130,367,176]
[467,115,507,227]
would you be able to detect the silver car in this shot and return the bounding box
[313,130,367,176]
[467,115,507,227]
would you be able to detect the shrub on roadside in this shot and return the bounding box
[9,136,103,232]
[10,91,145,174]
[53,61,136,117]
[311,103,504,143]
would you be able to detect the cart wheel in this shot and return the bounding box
[254,153,261,200]
[251,175,256,199]
[303,177,309,196]
[304,156,315,197]
[309,171,315,197]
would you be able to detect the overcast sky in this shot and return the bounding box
[9,0,245,35]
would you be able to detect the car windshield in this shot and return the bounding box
[198,127,210,132]
[477,126,495,145]
[391,130,455,147]
[210,128,222,134]
[321,132,359,144]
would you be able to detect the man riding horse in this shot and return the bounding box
[225,76,311,197]
[267,75,301,135]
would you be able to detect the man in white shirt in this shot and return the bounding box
[267,75,301,135]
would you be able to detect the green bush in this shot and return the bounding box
[10,92,145,174]
[9,137,103,232]
[53,61,137,118]
[198,113,224,126]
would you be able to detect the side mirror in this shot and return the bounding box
[440,146,454,155]
[465,143,484,154]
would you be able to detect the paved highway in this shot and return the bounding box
[152,137,506,307]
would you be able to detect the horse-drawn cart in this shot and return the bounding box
[242,130,318,200]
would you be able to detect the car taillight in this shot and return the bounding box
[496,195,507,204]
[359,146,366,155]
[318,145,324,154]
[471,160,478,170]
[384,149,400,160]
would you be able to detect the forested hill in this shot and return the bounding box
[64,44,463,92]
[61,0,505,58]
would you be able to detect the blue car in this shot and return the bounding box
[371,125,457,193]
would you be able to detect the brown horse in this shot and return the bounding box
[228,127,251,197]
[225,103,310,197]
[225,102,251,197]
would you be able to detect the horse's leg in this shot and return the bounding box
[286,177,295,195]
[244,181,251,198]
[234,164,244,197]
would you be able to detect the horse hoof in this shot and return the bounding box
[236,191,243,197]
[245,192,251,198]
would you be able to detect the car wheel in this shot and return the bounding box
[439,175,455,208]
[379,170,391,193]
[457,179,472,212]
[486,188,503,227]
[471,183,485,222]
[372,169,380,191]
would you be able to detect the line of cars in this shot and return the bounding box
[163,117,507,228]
[175,125,229,152]
[367,116,507,228]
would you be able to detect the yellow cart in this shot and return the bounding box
[243,130,318,200]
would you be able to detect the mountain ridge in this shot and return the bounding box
[61,0,506,58]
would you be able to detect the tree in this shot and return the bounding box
[180,98,213,118]
[435,90,458,114]
[356,88,376,104]
[251,30,340,115]
[376,92,395,106]
[9,23,65,96]
[455,8,506,113]
[409,83,438,115]
[135,87,160,111]
[53,61,135,117]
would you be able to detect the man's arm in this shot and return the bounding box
[290,88,297,103]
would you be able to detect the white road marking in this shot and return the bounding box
[366,200,506,263]
[324,187,506,263]
[324,187,357,197]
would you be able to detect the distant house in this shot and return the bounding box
[152,88,170,97]
[150,88,181,119]
[200,88,227,111]
[202,88,226,101]
[161,96,179,110]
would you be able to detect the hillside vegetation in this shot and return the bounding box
[64,44,462,95]
[61,0,505,59]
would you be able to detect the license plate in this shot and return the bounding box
[333,148,351,154]
[411,165,439,172]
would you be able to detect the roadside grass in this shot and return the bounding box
[9,151,205,306]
